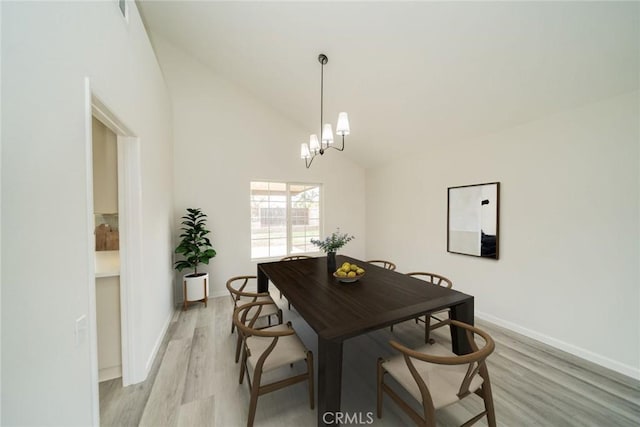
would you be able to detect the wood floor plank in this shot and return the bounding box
[99,313,178,427]
[177,395,215,427]
[139,338,192,427]
[172,306,199,341]
[182,326,217,405]
[196,298,218,329]
[100,296,640,427]
[498,348,640,423]
[481,320,640,404]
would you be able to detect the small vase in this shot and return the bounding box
[327,251,337,273]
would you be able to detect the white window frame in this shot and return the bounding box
[250,181,323,261]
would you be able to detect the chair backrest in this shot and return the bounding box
[280,255,312,261]
[406,272,452,289]
[367,259,397,271]
[226,275,269,307]
[389,320,494,407]
[233,301,294,363]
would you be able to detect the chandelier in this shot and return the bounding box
[300,54,350,168]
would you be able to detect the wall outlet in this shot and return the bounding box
[75,315,88,346]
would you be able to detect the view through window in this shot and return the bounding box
[250,181,322,259]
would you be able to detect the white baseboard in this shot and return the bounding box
[209,289,228,299]
[143,309,173,377]
[98,366,122,383]
[476,311,640,380]
[178,289,228,304]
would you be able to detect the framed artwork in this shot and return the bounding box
[447,182,500,259]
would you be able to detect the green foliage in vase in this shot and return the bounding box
[310,228,355,253]
[174,208,217,275]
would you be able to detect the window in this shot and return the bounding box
[250,181,322,259]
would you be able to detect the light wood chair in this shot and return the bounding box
[407,272,453,343]
[234,300,314,427]
[226,276,283,363]
[367,259,397,271]
[377,320,496,427]
[279,255,312,310]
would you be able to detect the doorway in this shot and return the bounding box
[85,78,143,424]
[92,117,122,382]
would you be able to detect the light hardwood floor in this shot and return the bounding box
[100,294,640,426]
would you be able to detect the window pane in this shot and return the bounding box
[251,181,321,259]
[270,238,287,257]
[251,238,270,259]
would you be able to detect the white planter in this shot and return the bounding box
[183,273,209,310]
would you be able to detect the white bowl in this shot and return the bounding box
[333,271,365,283]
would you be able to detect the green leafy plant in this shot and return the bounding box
[310,228,355,253]
[174,208,217,275]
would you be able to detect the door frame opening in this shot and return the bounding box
[84,77,144,424]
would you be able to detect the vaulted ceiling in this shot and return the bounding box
[137,1,639,168]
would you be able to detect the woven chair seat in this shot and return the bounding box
[382,342,484,409]
[246,324,309,373]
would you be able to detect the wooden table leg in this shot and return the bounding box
[318,337,343,426]
[257,266,268,293]
[450,298,474,355]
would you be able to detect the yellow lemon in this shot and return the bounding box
[350,264,359,271]
[347,271,356,278]
[342,262,351,270]
[336,270,347,277]
[356,268,365,275]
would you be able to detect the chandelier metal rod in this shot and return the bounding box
[319,53,326,155]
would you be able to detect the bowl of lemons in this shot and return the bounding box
[333,262,366,283]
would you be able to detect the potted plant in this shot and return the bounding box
[311,228,354,273]
[175,208,217,310]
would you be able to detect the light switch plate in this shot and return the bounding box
[75,315,88,346]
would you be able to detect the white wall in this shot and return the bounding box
[1,2,173,425]
[152,38,366,301]
[95,276,122,382]
[366,92,639,378]
[92,117,118,214]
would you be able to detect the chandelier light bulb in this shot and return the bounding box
[309,134,320,153]
[322,124,334,146]
[301,143,311,159]
[336,112,350,136]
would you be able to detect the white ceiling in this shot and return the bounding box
[137,1,639,168]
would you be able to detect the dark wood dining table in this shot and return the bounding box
[257,255,474,426]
